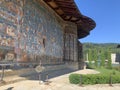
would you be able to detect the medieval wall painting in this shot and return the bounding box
[64,23,78,62]
[0,0,24,62]
[0,0,64,64]
[0,0,78,65]
[15,0,64,64]
[64,33,77,62]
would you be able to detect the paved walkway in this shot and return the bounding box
[0,69,120,90]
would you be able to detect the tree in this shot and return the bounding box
[93,49,98,67]
[117,45,120,48]
[100,51,105,67]
[107,51,112,69]
[88,49,92,65]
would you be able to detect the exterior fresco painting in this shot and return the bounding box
[64,24,78,62]
[0,0,96,72]
[0,0,21,62]
[0,0,64,65]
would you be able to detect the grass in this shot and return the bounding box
[69,68,120,84]
[95,68,120,75]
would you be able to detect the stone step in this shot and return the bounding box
[0,68,36,77]
[0,75,27,86]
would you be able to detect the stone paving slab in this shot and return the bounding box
[0,69,120,90]
[0,80,120,90]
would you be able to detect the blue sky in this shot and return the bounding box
[75,0,120,43]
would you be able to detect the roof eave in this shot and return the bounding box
[43,0,96,39]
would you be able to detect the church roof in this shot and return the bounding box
[43,0,96,39]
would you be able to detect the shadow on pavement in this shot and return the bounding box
[21,68,76,81]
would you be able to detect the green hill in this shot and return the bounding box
[83,43,120,54]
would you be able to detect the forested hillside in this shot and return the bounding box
[83,43,120,55]
[83,43,119,51]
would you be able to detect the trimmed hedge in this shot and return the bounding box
[69,74,120,85]
[69,74,80,84]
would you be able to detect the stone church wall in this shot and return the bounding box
[0,0,78,66]
[0,0,63,64]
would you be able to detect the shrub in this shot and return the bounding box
[69,74,80,84]
[69,73,120,85]
[112,75,120,83]
[86,63,95,69]
[112,66,120,72]
[81,74,109,84]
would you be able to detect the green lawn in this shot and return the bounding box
[95,68,120,75]
[69,68,120,84]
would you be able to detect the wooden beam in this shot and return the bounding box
[68,16,73,21]
[53,7,59,10]
[43,0,52,2]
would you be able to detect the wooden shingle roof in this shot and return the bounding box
[43,0,96,39]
